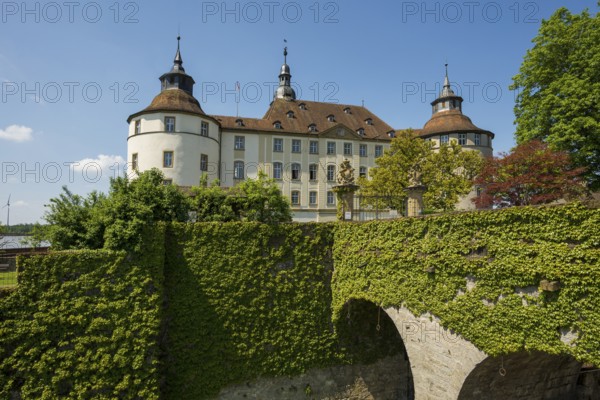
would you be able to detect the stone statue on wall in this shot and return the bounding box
[337,159,355,185]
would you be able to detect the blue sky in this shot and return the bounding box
[0,0,597,225]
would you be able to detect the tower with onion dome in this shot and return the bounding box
[127,37,221,186]
[415,65,495,209]
[416,65,494,158]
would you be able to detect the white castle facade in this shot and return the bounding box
[127,39,494,221]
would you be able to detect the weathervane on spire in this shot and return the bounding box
[283,39,288,63]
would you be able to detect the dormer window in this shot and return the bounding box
[235,118,244,127]
[327,114,335,122]
[273,121,282,129]
[299,103,307,110]
[357,128,365,136]
[287,111,295,118]
[387,130,395,138]
[343,107,351,114]
[308,124,317,133]
[365,118,373,126]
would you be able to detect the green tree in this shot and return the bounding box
[190,172,292,223]
[510,5,600,188]
[44,187,106,250]
[44,169,189,252]
[359,129,482,212]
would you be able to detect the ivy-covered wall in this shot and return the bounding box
[333,203,600,366]
[1,204,599,399]
[0,225,165,399]
[162,222,402,399]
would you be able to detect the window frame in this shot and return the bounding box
[440,134,449,145]
[200,121,209,137]
[200,154,208,172]
[273,162,283,180]
[273,138,283,152]
[309,191,317,205]
[234,135,245,150]
[131,153,138,170]
[327,165,336,182]
[327,191,335,205]
[309,163,318,181]
[291,163,301,181]
[233,161,244,180]
[374,145,383,158]
[134,120,141,134]
[343,142,352,156]
[359,166,367,178]
[291,190,300,205]
[359,144,367,157]
[291,139,301,153]
[327,141,336,155]
[163,151,174,168]
[458,133,467,146]
[309,140,319,154]
[474,133,481,146]
[164,116,175,133]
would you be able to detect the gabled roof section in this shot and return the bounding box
[213,99,394,140]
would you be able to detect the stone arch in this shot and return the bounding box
[458,351,583,400]
[336,299,415,399]
[383,306,487,400]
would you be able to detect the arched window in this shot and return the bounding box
[291,163,301,180]
[327,165,336,182]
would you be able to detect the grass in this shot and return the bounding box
[0,271,17,287]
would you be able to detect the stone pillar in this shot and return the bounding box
[405,185,427,217]
[332,184,359,221]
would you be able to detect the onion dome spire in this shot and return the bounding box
[159,36,196,95]
[431,63,463,114]
[274,43,296,100]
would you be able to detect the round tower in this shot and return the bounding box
[418,65,494,157]
[127,37,220,187]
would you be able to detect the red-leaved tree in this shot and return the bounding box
[474,140,587,208]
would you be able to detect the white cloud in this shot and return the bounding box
[13,200,28,207]
[73,154,127,180]
[0,125,33,142]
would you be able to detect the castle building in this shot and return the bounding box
[127,40,494,221]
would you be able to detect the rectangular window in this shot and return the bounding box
[201,121,209,137]
[359,166,367,178]
[327,191,335,205]
[459,133,467,146]
[273,162,283,179]
[135,120,141,134]
[163,151,173,168]
[291,190,300,205]
[375,145,383,158]
[292,139,301,153]
[273,138,283,152]
[165,117,175,132]
[309,164,318,181]
[344,142,352,156]
[309,140,319,154]
[163,179,173,185]
[132,153,138,170]
[200,154,208,172]
[291,163,301,180]
[327,165,335,182]
[359,144,367,157]
[440,134,449,144]
[234,161,244,179]
[235,136,245,150]
[327,142,336,155]
[474,133,481,146]
[309,191,317,205]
